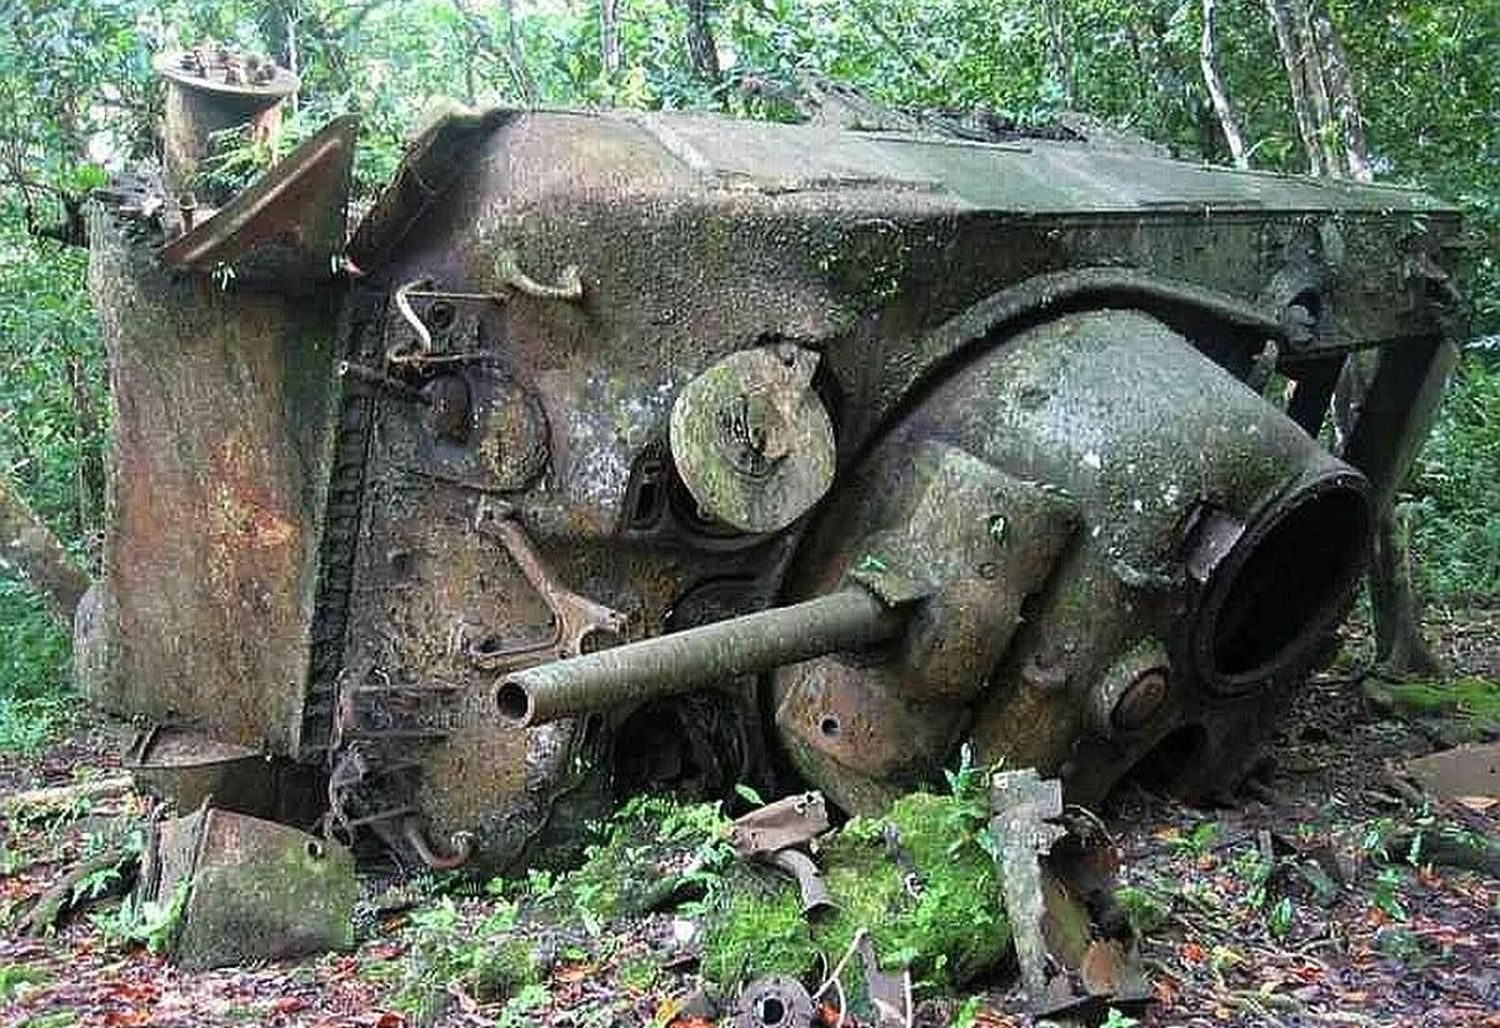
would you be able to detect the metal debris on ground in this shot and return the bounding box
[735,975,817,1028]
[730,792,835,918]
[990,768,1150,1017]
[137,806,357,970]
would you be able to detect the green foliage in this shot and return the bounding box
[1113,884,1171,936]
[1366,675,1500,740]
[1168,820,1222,859]
[1408,353,1500,603]
[523,794,736,930]
[0,580,73,754]
[394,895,537,1018]
[92,877,191,954]
[0,209,104,542]
[0,963,50,1001]
[1371,866,1408,921]
[1336,2,1500,332]
[0,207,98,737]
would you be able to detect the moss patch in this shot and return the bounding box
[1365,675,1500,742]
[701,792,1011,992]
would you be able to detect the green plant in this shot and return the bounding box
[1408,352,1500,603]
[1169,821,1223,859]
[0,963,49,1000]
[1114,885,1171,936]
[393,895,537,1016]
[1267,895,1295,939]
[92,878,191,954]
[498,982,550,1027]
[1372,867,1409,921]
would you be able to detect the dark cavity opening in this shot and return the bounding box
[1206,483,1368,684]
[1130,724,1208,790]
[496,682,530,723]
[756,996,787,1026]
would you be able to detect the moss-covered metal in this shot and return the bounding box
[87,101,1463,870]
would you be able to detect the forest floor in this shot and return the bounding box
[0,611,1495,1028]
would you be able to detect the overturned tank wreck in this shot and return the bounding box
[82,51,1463,880]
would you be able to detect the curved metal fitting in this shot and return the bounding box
[402,816,475,870]
[389,277,435,364]
[767,848,834,918]
[495,248,584,301]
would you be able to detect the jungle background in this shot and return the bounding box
[0,1,1497,1026]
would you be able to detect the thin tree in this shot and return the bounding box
[0,471,91,628]
[600,0,623,82]
[680,0,720,85]
[1200,0,1249,168]
[1265,0,1328,175]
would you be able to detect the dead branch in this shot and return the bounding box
[4,774,134,814]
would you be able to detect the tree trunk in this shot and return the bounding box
[1310,3,1372,181]
[600,0,622,80]
[1293,0,1341,175]
[501,0,540,105]
[1200,0,1249,168]
[1040,0,1075,106]
[1369,505,1442,674]
[680,0,720,85]
[1265,0,1326,176]
[0,471,91,627]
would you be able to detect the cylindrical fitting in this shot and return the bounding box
[496,588,904,727]
[155,48,297,201]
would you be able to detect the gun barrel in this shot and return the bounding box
[496,588,903,727]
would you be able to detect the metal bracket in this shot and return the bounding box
[467,500,628,671]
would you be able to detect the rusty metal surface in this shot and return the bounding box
[142,808,355,970]
[85,207,340,757]
[160,115,357,286]
[728,792,829,856]
[669,344,836,533]
[127,725,274,818]
[154,48,297,200]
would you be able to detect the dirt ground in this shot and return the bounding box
[0,612,1495,1028]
